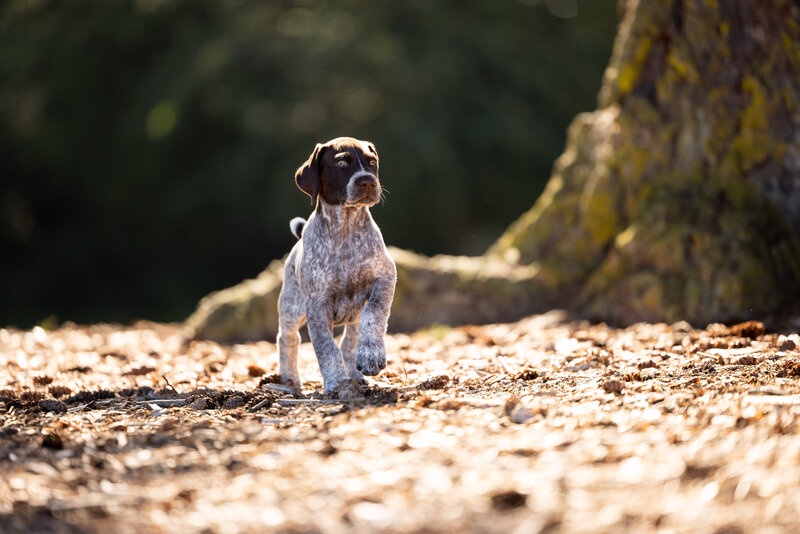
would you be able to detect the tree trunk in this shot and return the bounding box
[186,0,800,343]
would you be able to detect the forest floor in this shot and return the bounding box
[1,311,800,533]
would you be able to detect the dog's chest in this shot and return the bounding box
[329,283,370,324]
[297,228,382,324]
[316,261,376,325]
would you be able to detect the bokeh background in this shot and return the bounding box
[1,0,617,328]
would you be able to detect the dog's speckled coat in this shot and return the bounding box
[277,137,396,396]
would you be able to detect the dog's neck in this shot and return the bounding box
[313,201,373,240]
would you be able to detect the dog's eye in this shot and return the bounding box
[368,159,378,167]
[335,159,349,168]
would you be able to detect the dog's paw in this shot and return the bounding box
[356,338,387,376]
[330,378,363,400]
[345,363,369,385]
[280,372,302,390]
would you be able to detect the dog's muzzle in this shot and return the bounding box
[347,172,381,206]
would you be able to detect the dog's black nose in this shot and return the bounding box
[355,175,377,192]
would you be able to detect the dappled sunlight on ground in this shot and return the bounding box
[1,312,800,532]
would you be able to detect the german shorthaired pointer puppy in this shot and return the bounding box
[277,137,396,397]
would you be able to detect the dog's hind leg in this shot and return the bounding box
[277,264,306,389]
[341,324,367,385]
[277,319,304,390]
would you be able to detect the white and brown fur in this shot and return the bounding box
[277,137,396,396]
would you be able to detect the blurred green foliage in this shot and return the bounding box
[0,0,616,327]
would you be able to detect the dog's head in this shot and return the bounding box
[295,137,381,207]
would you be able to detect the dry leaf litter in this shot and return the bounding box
[1,311,800,533]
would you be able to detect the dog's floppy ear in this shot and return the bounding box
[295,142,326,205]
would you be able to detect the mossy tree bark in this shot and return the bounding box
[186,0,800,342]
[492,0,800,324]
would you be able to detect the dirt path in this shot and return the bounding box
[2,311,800,533]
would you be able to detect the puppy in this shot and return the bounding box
[277,137,396,397]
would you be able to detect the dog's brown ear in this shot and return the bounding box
[295,143,326,205]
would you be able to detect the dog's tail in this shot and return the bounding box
[289,217,306,240]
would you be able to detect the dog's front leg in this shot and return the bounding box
[356,276,395,376]
[306,301,350,394]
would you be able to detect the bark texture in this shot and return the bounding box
[186,0,800,342]
[493,0,800,324]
